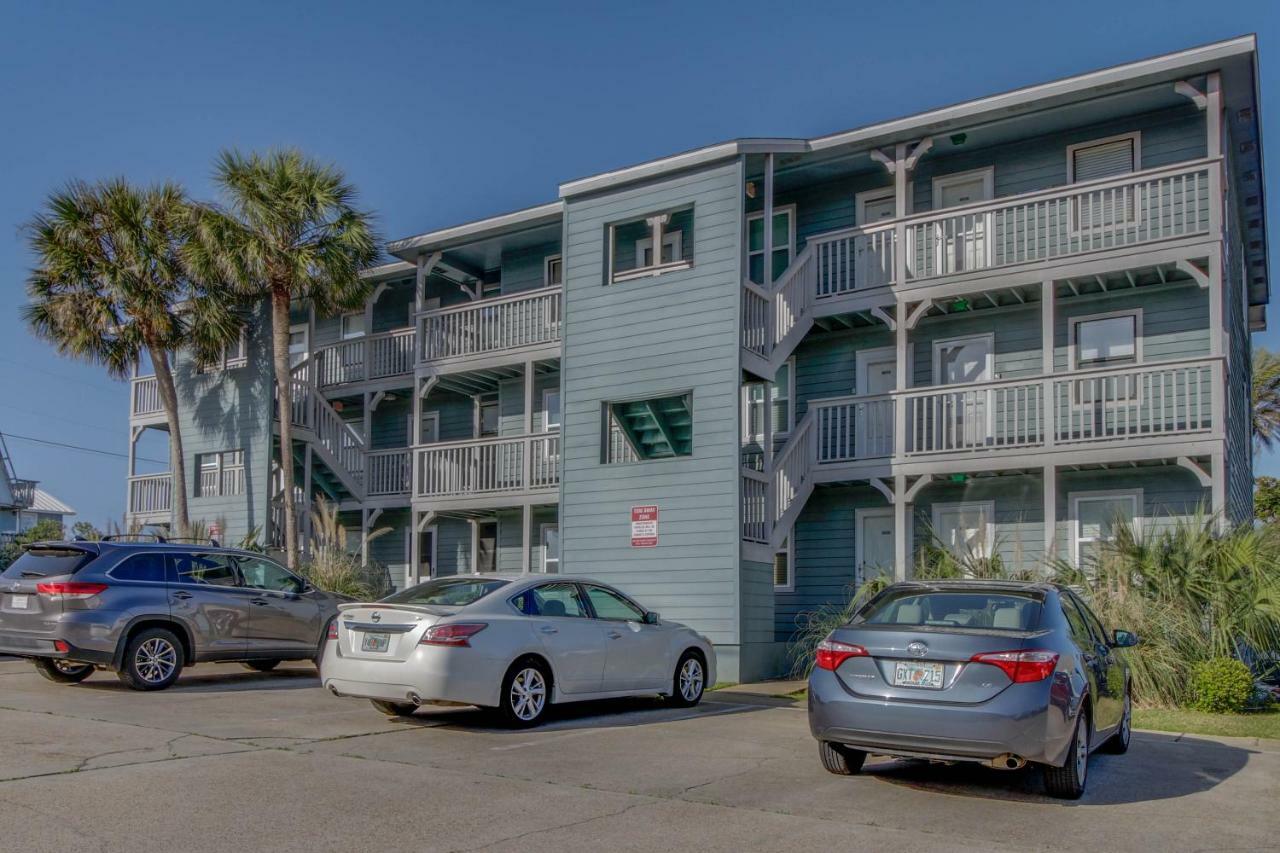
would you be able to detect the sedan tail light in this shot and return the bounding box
[421,623,488,647]
[36,582,108,600]
[814,638,869,671]
[327,621,339,640]
[969,649,1060,683]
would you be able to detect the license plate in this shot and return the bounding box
[361,632,390,653]
[9,595,29,610]
[893,660,944,689]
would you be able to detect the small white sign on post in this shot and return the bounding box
[630,505,658,547]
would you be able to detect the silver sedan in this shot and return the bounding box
[320,573,716,726]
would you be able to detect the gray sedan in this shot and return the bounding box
[807,580,1136,798]
[321,573,716,726]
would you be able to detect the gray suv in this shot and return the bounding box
[0,539,348,690]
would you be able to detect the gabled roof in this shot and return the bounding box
[28,488,74,516]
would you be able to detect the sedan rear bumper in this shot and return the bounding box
[319,642,507,708]
[807,667,1076,767]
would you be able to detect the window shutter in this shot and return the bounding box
[773,541,790,587]
[1072,138,1135,183]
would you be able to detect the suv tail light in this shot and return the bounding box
[420,623,487,647]
[327,621,339,640]
[815,638,869,671]
[970,649,1060,683]
[36,582,108,600]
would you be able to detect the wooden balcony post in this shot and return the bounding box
[522,503,533,573]
[1043,464,1057,565]
[893,302,908,460]
[893,475,908,581]
[1041,280,1056,448]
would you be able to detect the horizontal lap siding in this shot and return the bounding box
[1054,282,1209,370]
[372,279,415,333]
[176,300,273,544]
[561,160,743,649]
[368,510,410,590]
[1053,466,1211,560]
[502,242,560,294]
[433,517,473,576]
[498,372,561,435]
[912,476,1045,571]
[911,305,1042,386]
[370,397,411,450]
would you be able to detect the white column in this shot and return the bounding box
[893,142,909,286]
[893,475,909,581]
[1043,464,1057,565]
[1042,280,1056,451]
[523,359,535,434]
[1206,71,1222,160]
[893,303,908,460]
[1211,449,1226,531]
[521,503,533,573]
[409,511,420,584]
[360,507,370,567]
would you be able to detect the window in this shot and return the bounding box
[477,393,499,438]
[609,207,693,283]
[931,501,995,558]
[543,389,561,432]
[746,206,795,285]
[544,255,563,287]
[512,582,589,618]
[1070,490,1140,566]
[583,584,645,621]
[340,312,365,340]
[1068,133,1140,183]
[383,576,510,607]
[0,547,91,580]
[1071,311,1141,368]
[174,553,240,587]
[1060,595,1095,648]
[196,450,245,497]
[288,326,309,368]
[773,536,793,590]
[603,393,693,463]
[238,557,304,593]
[198,333,248,373]
[1066,590,1110,647]
[743,360,793,443]
[474,520,497,573]
[540,524,560,573]
[1068,134,1140,230]
[109,553,169,583]
[856,589,1043,631]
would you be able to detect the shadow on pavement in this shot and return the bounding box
[73,665,321,693]
[865,731,1256,805]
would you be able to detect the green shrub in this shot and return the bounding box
[1188,658,1255,714]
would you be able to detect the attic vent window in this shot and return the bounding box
[602,393,693,463]
[608,207,694,283]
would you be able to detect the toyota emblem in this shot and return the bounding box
[370,611,381,623]
[907,641,928,657]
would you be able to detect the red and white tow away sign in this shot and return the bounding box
[630,505,658,547]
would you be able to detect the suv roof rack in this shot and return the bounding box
[162,537,223,547]
[101,533,168,543]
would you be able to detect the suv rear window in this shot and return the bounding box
[855,589,1043,632]
[381,577,510,607]
[0,547,94,580]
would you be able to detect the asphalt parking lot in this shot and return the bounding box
[0,659,1277,852]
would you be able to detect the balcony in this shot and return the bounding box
[10,479,36,509]
[128,474,172,519]
[806,357,1218,467]
[417,288,562,367]
[130,375,163,420]
[413,434,560,504]
[313,328,416,389]
[366,448,412,497]
[744,160,1217,361]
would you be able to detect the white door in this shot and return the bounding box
[855,348,896,457]
[933,336,994,449]
[856,509,896,585]
[932,169,994,274]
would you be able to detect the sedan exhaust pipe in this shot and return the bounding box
[328,685,344,698]
[407,692,424,707]
[989,753,1026,771]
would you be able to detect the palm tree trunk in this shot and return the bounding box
[149,347,189,532]
[271,290,299,568]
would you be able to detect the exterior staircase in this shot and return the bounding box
[283,359,367,501]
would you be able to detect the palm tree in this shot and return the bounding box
[186,150,379,567]
[1253,347,1280,452]
[23,180,240,531]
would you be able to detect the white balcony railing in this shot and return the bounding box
[418,288,562,362]
[366,448,412,496]
[805,358,1218,463]
[314,328,416,388]
[10,479,36,509]
[128,474,172,516]
[131,376,162,418]
[904,160,1212,281]
[414,434,560,500]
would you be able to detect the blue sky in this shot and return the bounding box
[0,0,1276,527]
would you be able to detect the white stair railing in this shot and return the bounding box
[284,358,367,494]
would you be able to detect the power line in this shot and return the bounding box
[1,432,167,465]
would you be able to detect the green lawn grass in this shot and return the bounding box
[1134,706,1280,740]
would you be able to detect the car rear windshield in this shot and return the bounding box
[855,589,1043,632]
[380,577,511,608]
[0,547,94,580]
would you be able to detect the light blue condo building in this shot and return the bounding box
[125,37,1269,680]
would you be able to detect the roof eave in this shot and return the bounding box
[387,201,564,260]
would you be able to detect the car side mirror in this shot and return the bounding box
[643,611,660,625]
[1111,629,1139,648]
